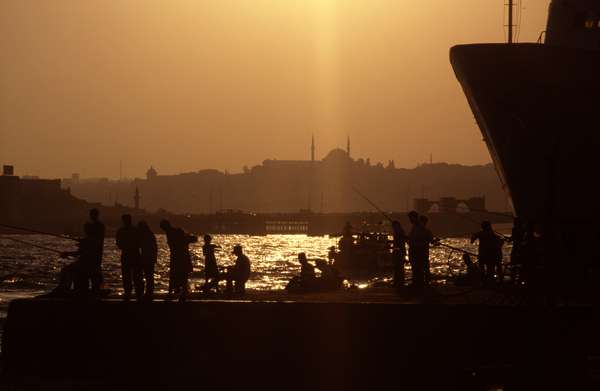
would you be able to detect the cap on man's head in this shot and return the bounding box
[232,244,243,254]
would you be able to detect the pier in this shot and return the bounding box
[1,289,596,390]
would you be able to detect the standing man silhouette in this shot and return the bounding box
[226,245,251,296]
[88,208,105,292]
[202,234,220,293]
[391,220,407,289]
[408,211,433,290]
[138,221,157,300]
[471,221,504,284]
[160,219,197,301]
[116,214,143,301]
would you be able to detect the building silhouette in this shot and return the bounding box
[64,138,507,214]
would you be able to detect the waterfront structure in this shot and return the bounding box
[62,139,506,214]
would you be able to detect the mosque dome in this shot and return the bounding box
[323,148,350,163]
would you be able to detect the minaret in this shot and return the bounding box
[346,136,350,158]
[134,186,140,210]
[311,134,315,162]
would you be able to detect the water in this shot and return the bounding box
[0,234,505,313]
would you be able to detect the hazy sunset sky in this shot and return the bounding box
[0,1,549,179]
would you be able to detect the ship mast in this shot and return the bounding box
[507,0,514,44]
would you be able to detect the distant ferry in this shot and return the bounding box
[451,1,600,252]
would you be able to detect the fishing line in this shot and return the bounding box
[0,223,78,241]
[0,235,72,256]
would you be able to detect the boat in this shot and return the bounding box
[330,231,394,278]
[450,0,600,273]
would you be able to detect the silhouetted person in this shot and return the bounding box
[471,221,504,284]
[226,245,251,296]
[160,219,177,295]
[298,252,316,281]
[391,220,407,288]
[419,215,434,283]
[55,223,97,296]
[164,223,197,301]
[520,222,542,288]
[88,208,105,292]
[337,222,355,269]
[287,252,317,292]
[315,259,343,290]
[116,214,143,301]
[408,211,433,289]
[507,217,525,283]
[138,221,157,300]
[339,222,354,253]
[202,234,220,293]
[454,253,482,286]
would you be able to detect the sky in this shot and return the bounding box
[0,0,549,179]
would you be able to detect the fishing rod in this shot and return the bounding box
[351,186,394,223]
[434,240,478,258]
[0,223,78,241]
[438,207,510,240]
[0,235,73,256]
[457,207,514,219]
[352,185,479,257]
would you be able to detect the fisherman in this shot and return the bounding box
[337,222,355,268]
[201,234,220,293]
[315,259,343,291]
[507,217,525,283]
[225,245,251,296]
[391,220,407,288]
[116,214,143,301]
[171,225,198,301]
[286,252,316,292]
[408,211,434,289]
[454,253,482,286]
[55,223,97,296]
[87,208,105,292]
[299,252,316,282]
[519,222,541,288]
[160,219,182,297]
[471,221,504,284]
[339,222,354,250]
[418,215,434,283]
[138,221,157,300]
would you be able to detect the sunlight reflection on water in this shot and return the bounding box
[0,234,510,302]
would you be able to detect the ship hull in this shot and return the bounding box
[451,43,600,222]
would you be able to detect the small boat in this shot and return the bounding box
[330,231,393,278]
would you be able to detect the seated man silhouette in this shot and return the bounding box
[315,259,343,291]
[53,223,96,296]
[286,253,317,293]
[454,253,482,287]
